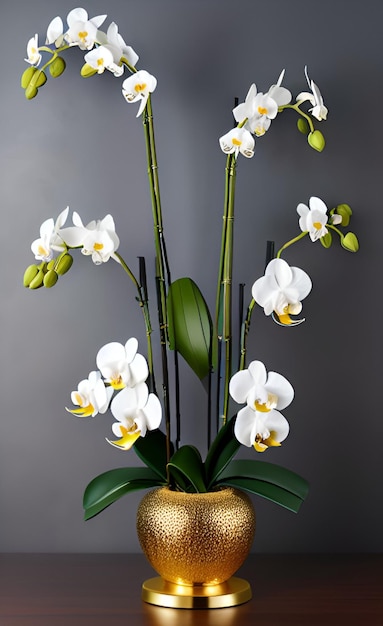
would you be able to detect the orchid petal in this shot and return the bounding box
[46,16,64,45]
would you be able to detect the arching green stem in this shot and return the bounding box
[279,103,315,133]
[277,231,308,258]
[327,223,344,240]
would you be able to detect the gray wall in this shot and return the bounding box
[0,0,381,553]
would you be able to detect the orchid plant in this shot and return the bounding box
[22,7,359,521]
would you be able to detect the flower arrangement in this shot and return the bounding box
[22,7,359,522]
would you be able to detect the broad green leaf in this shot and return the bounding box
[167,277,212,380]
[215,476,305,513]
[134,429,173,482]
[218,459,309,500]
[168,445,207,493]
[83,467,163,520]
[204,416,240,489]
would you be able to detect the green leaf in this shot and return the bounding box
[83,467,163,520]
[167,277,212,380]
[204,416,240,489]
[215,476,305,513]
[218,459,309,500]
[168,445,207,493]
[134,429,173,482]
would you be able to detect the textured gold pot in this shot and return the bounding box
[136,487,255,586]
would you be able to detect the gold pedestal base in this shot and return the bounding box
[142,576,252,609]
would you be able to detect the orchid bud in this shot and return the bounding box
[333,204,352,227]
[307,130,325,152]
[49,57,66,78]
[320,232,332,249]
[55,253,73,275]
[25,85,38,100]
[341,232,359,252]
[43,269,59,288]
[21,66,37,89]
[80,63,97,78]
[33,70,47,88]
[29,269,45,289]
[23,264,39,287]
[297,118,309,135]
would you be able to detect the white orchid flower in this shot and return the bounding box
[233,84,278,135]
[96,22,139,76]
[266,69,292,107]
[45,16,64,46]
[107,383,162,450]
[230,360,294,411]
[230,360,292,452]
[67,371,113,417]
[122,70,157,117]
[248,92,279,136]
[233,83,258,124]
[234,406,290,452]
[96,338,149,390]
[219,127,255,158]
[25,34,42,66]
[297,196,330,241]
[59,212,120,264]
[65,7,107,50]
[296,66,328,121]
[233,71,290,137]
[84,46,115,74]
[252,258,312,325]
[31,206,69,262]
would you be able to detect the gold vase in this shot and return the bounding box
[137,486,256,608]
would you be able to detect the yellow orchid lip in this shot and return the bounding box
[66,404,94,417]
[106,426,141,450]
[272,311,306,327]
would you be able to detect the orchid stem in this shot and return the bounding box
[277,231,308,258]
[115,252,155,388]
[279,103,315,133]
[239,299,256,371]
[215,153,237,427]
[142,95,173,465]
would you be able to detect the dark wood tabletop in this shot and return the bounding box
[0,553,382,625]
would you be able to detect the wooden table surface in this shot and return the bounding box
[0,553,382,625]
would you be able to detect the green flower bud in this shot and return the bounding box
[49,57,66,78]
[297,118,309,135]
[55,253,73,275]
[47,259,56,270]
[333,203,352,227]
[21,66,37,89]
[80,63,97,78]
[341,232,359,252]
[33,70,47,88]
[23,264,39,287]
[43,269,59,288]
[320,232,332,249]
[29,269,45,289]
[307,130,325,152]
[25,84,38,100]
